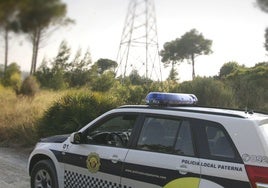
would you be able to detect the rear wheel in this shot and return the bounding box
[30,160,58,188]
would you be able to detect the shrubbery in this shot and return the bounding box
[20,76,40,97]
[1,62,268,147]
[37,90,119,137]
[0,84,4,92]
[225,63,268,111]
[0,89,64,147]
[178,77,236,108]
[1,63,21,92]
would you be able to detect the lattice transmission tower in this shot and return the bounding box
[116,0,162,81]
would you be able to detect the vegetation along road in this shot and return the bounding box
[0,147,31,188]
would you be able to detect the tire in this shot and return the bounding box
[30,160,58,188]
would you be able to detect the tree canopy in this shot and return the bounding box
[256,0,268,13]
[219,61,241,79]
[0,0,20,73]
[160,29,212,80]
[94,58,117,74]
[256,0,268,54]
[18,0,74,75]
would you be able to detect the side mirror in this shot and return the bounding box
[70,132,82,144]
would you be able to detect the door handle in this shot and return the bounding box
[110,155,120,163]
[177,164,189,175]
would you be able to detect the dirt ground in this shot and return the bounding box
[0,147,32,188]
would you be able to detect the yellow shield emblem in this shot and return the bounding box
[86,153,101,173]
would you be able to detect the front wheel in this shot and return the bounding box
[30,160,58,188]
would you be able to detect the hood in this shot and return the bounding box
[40,134,70,143]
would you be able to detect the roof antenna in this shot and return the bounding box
[245,107,254,115]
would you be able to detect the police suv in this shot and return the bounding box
[28,92,268,188]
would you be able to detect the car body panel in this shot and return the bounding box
[28,105,268,188]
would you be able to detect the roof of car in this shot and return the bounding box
[118,105,268,120]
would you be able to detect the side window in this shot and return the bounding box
[85,114,138,147]
[137,117,195,156]
[205,125,235,159]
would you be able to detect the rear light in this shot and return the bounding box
[245,165,268,188]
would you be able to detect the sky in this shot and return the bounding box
[3,0,268,81]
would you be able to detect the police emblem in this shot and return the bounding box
[86,153,101,173]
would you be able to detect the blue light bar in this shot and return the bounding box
[145,92,198,106]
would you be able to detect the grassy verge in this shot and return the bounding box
[0,88,65,147]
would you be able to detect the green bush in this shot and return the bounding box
[1,63,21,88]
[226,63,268,112]
[0,84,4,92]
[110,82,147,105]
[127,85,145,105]
[20,76,40,97]
[179,77,236,108]
[91,72,115,92]
[37,91,118,137]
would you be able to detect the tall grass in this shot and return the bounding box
[0,88,65,147]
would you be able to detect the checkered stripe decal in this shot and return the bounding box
[64,170,132,188]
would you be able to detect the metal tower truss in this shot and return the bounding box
[116,0,162,81]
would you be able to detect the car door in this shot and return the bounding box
[121,115,201,188]
[63,113,139,188]
[193,120,251,188]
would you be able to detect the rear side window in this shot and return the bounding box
[206,125,235,158]
[137,117,195,156]
[193,119,241,162]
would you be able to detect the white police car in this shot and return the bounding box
[28,92,268,188]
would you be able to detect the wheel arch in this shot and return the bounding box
[28,154,53,175]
